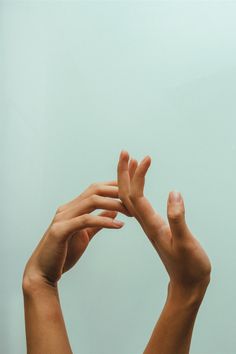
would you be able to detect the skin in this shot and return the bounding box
[22,152,212,354]
[117,150,212,354]
[22,180,130,354]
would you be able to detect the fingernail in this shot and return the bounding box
[169,191,182,203]
[142,155,151,164]
[120,150,129,159]
[112,220,125,227]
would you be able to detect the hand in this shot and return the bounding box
[117,151,211,298]
[23,181,130,290]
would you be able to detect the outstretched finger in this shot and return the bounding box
[58,195,131,220]
[167,191,190,241]
[53,213,125,241]
[102,180,118,186]
[131,155,151,198]
[86,210,118,240]
[117,150,130,195]
[56,181,119,213]
[129,158,138,181]
[130,156,166,236]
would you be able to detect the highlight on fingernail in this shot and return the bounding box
[169,191,182,203]
[120,150,129,160]
[142,155,151,164]
[112,219,125,227]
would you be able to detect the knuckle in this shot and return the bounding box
[89,194,99,205]
[89,182,99,192]
[49,223,61,238]
[168,208,184,223]
[56,205,64,213]
[81,213,90,225]
[95,185,102,194]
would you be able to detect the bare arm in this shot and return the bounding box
[22,281,73,354]
[22,181,130,354]
[143,282,208,354]
[117,151,211,354]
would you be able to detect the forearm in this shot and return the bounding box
[22,279,73,354]
[143,282,208,354]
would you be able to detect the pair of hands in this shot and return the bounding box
[22,151,211,297]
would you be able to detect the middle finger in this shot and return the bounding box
[57,195,131,220]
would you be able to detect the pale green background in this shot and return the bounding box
[1,1,236,353]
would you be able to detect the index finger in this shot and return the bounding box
[117,150,130,196]
[130,156,166,234]
[57,181,119,213]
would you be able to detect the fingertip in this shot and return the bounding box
[120,149,129,161]
[99,210,118,219]
[137,155,151,176]
[167,191,186,236]
[168,191,183,204]
[138,155,151,169]
[112,219,125,228]
[144,155,152,165]
[129,158,138,167]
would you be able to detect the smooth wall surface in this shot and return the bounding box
[1,1,236,353]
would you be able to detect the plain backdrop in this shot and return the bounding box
[1,1,236,353]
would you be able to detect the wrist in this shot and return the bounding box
[167,278,210,310]
[22,273,58,297]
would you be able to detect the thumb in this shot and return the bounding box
[167,191,188,239]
